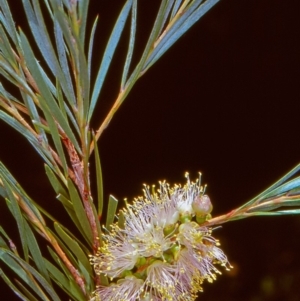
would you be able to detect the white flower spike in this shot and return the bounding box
[90,174,231,301]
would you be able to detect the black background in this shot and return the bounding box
[1,0,300,300]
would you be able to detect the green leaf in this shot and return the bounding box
[44,258,70,293]
[22,0,76,107]
[67,178,93,244]
[122,0,170,101]
[88,0,133,121]
[0,245,54,301]
[248,209,300,217]
[45,257,87,301]
[0,269,30,301]
[53,220,90,255]
[239,164,300,210]
[121,0,137,89]
[63,102,81,135]
[106,195,118,230]
[28,116,48,134]
[56,80,68,121]
[247,196,300,213]
[54,223,92,276]
[24,221,51,284]
[55,194,73,211]
[3,249,62,301]
[47,247,85,301]
[53,18,76,106]
[18,29,80,153]
[22,0,57,77]
[156,0,175,36]
[55,192,95,246]
[0,24,18,67]
[171,0,184,19]
[21,91,47,141]
[78,0,90,46]
[259,177,300,201]
[0,111,55,170]
[94,138,103,217]
[37,93,69,175]
[0,238,28,283]
[277,209,300,214]
[56,194,89,237]
[87,16,99,84]
[0,0,18,44]
[90,201,103,246]
[0,162,46,230]
[15,280,40,301]
[78,261,92,291]
[1,179,28,260]
[144,0,220,71]
[118,210,126,229]
[45,164,68,198]
[47,246,75,278]
[53,7,90,119]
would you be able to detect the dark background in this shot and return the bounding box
[1,0,300,300]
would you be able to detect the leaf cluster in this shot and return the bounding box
[0,0,221,300]
[204,164,300,227]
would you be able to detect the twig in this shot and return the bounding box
[63,137,100,253]
[0,178,87,295]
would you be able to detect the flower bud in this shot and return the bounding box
[192,194,213,215]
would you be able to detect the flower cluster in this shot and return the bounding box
[90,174,230,301]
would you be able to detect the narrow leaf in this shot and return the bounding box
[171,0,184,19]
[0,0,18,44]
[67,179,93,244]
[93,138,103,217]
[78,0,90,45]
[0,269,29,301]
[47,246,75,278]
[1,179,28,260]
[144,0,219,70]
[54,7,90,117]
[157,0,176,37]
[123,0,169,95]
[121,0,137,88]
[15,280,40,301]
[87,16,99,84]
[45,164,68,198]
[0,112,55,169]
[0,245,51,301]
[47,247,86,301]
[18,30,80,153]
[0,162,46,226]
[22,0,75,106]
[56,193,89,238]
[106,195,118,230]
[24,221,51,284]
[239,164,300,210]
[88,0,133,121]
[54,223,92,275]
[2,249,61,301]
[54,17,76,106]
[44,259,70,293]
[118,211,126,230]
[259,177,300,201]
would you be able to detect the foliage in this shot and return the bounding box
[0,0,299,300]
[0,0,223,299]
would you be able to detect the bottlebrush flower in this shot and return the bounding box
[90,174,230,301]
